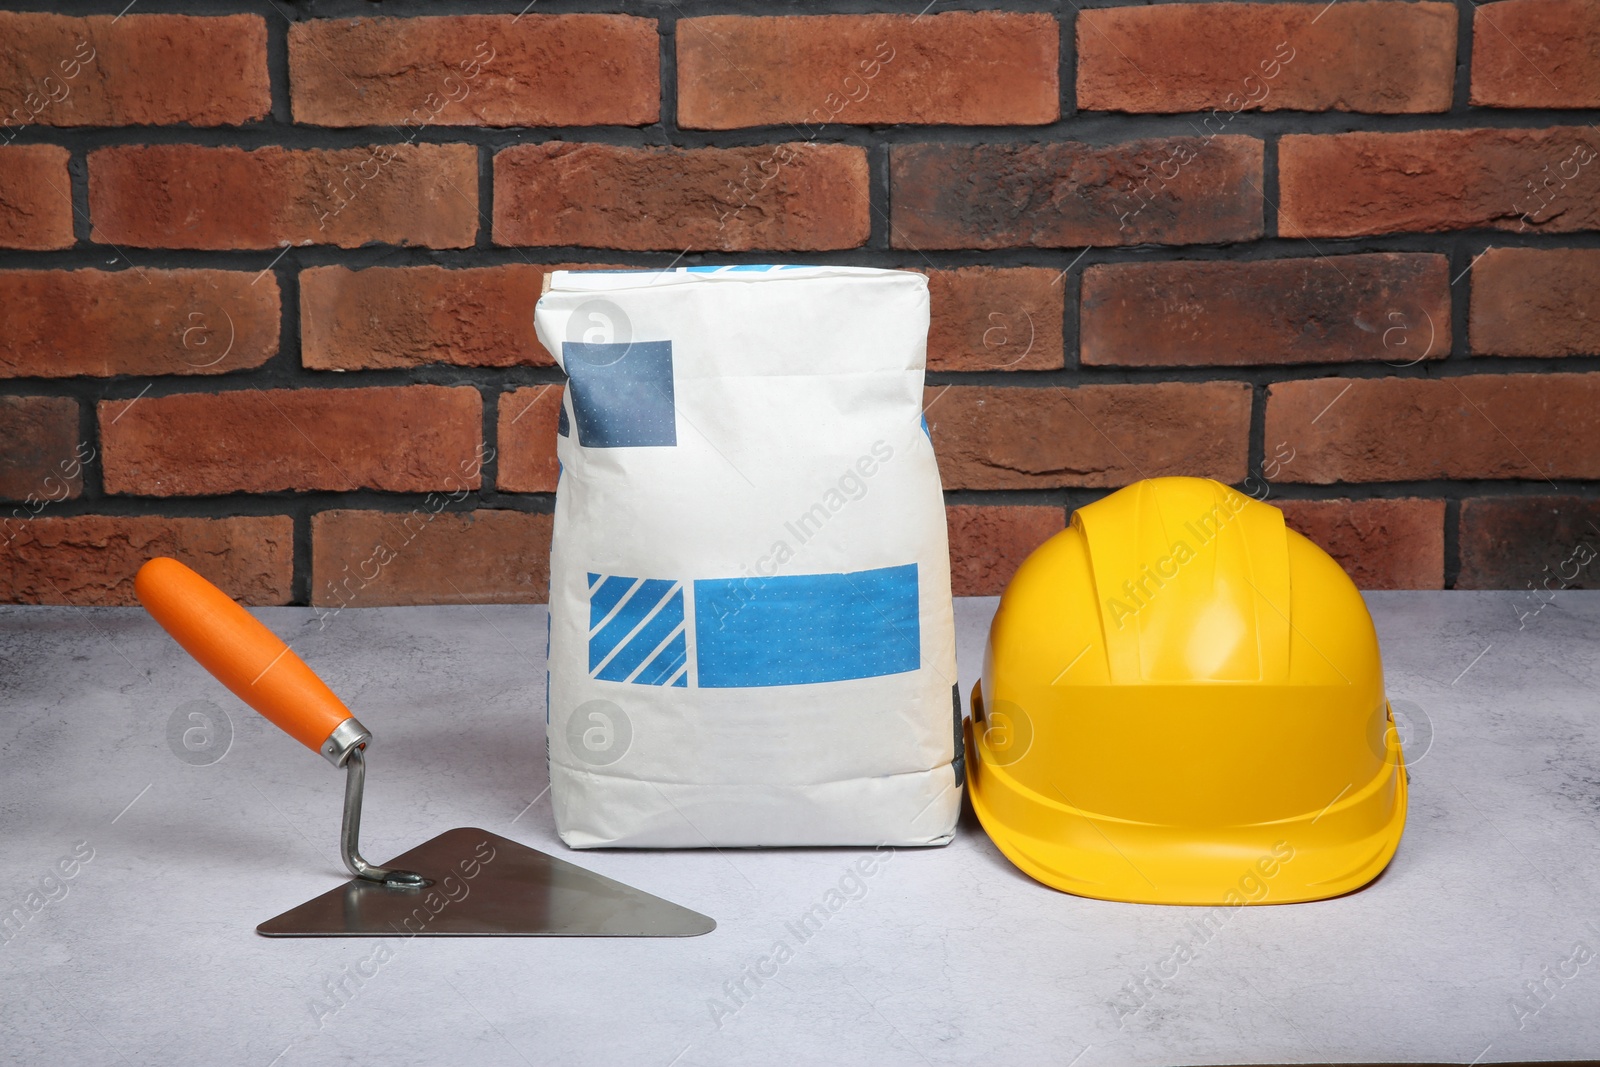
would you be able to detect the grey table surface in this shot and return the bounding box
[1,594,1597,1067]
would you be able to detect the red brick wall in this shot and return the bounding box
[2,3,1597,606]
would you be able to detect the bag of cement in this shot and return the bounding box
[534,265,960,847]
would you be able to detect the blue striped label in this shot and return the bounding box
[586,573,689,688]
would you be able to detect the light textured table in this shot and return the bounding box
[1,595,1597,1066]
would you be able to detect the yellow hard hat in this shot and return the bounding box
[966,476,1406,905]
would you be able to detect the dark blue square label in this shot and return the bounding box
[563,340,676,448]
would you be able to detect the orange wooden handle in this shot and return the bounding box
[135,557,353,755]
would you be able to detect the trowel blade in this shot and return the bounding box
[256,828,715,938]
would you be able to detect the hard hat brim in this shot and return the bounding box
[965,718,1408,906]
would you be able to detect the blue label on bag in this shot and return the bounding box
[586,565,921,689]
[587,574,688,687]
[693,564,920,688]
[563,340,676,448]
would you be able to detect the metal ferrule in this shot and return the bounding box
[320,717,371,768]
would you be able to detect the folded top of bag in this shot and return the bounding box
[543,264,920,293]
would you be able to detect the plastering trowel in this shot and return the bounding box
[134,557,715,939]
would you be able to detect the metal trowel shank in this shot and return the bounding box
[258,828,715,937]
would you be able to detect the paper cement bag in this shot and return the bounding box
[533,265,960,848]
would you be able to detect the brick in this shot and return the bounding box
[1458,496,1600,589]
[1264,373,1600,482]
[302,265,549,371]
[0,145,72,250]
[1276,497,1445,589]
[1081,254,1450,367]
[924,382,1251,490]
[0,515,291,605]
[496,385,564,494]
[0,13,268,128]
[677,12,1058,129]
[99,385,483,496]
[300,263,632,371]
[0,396,80,503]
[311,509,551,606]
[1077,2,1456,114]
[945,504,1065,597]
[1279,128,1600,237]
[1471,0,1600,109]
[1,269,278,378]
[1470,247,1600,357]
[88,144,479,250]
[925,267,1064,372]
[289,15,657,128]
[890,139,1263,249]
[493,142,869,251]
